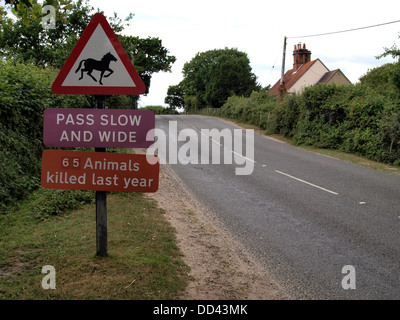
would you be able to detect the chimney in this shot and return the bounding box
[293,43,311,71]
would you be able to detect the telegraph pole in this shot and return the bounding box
[280,36,287,100]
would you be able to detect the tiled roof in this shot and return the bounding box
[268,59,319,96]
[317,69,339,84]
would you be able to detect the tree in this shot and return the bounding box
[378,43,400,61]
[0,0,96,67]
[0,0,176,106]
[119,35,176,95]
[0,0,137,68]
[1,0,74,26]
[376,37,400,93]
[380,104,400,156]
[359,62,400,97]
[165,83,185,111]
[181,48,260,109]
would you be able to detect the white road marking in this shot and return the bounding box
[232,150,256,164]
[275,170,339,195]
[180,117,256,164]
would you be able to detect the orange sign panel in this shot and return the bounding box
[41,150,159,192]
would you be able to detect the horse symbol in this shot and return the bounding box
[75,52,117,85]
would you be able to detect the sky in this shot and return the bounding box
[88,0,400,107]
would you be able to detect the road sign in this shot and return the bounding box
[51,13,146,95]
[43,108,155,148]
[41,150,159,193]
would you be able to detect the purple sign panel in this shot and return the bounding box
[43,108,155,148]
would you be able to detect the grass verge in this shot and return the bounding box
[0,188,189,300]
[212,115,400,175]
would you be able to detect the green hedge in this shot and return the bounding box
[139,105,178,114]
[220,62,400,166]
[220,91,279,130]
[286,84,400,165]
[0,60,91,213]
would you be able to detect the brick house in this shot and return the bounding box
[268,43,352,96]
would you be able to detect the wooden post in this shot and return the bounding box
[94,95,107,257]
[96,188,107,257]
[280,36,287,101]
[280,36,287,87]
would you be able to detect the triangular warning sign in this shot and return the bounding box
[52,13,146,95]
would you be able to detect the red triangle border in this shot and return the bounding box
[52,13,146,95]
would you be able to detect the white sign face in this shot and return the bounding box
[62,24,136,88]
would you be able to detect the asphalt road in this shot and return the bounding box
[154,114,400,300]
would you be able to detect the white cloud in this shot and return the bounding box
[88,0,400,106]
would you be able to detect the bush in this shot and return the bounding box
[140,105,178,114]
[184,95,202,113]
[219,70,400,166]
[288,84,400,163]
[269,93,300,136]
[359,62,400,98]
[0,60,91,213]
[31,189,95,221]
[220,91,279,129]
[291,84,399,164]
